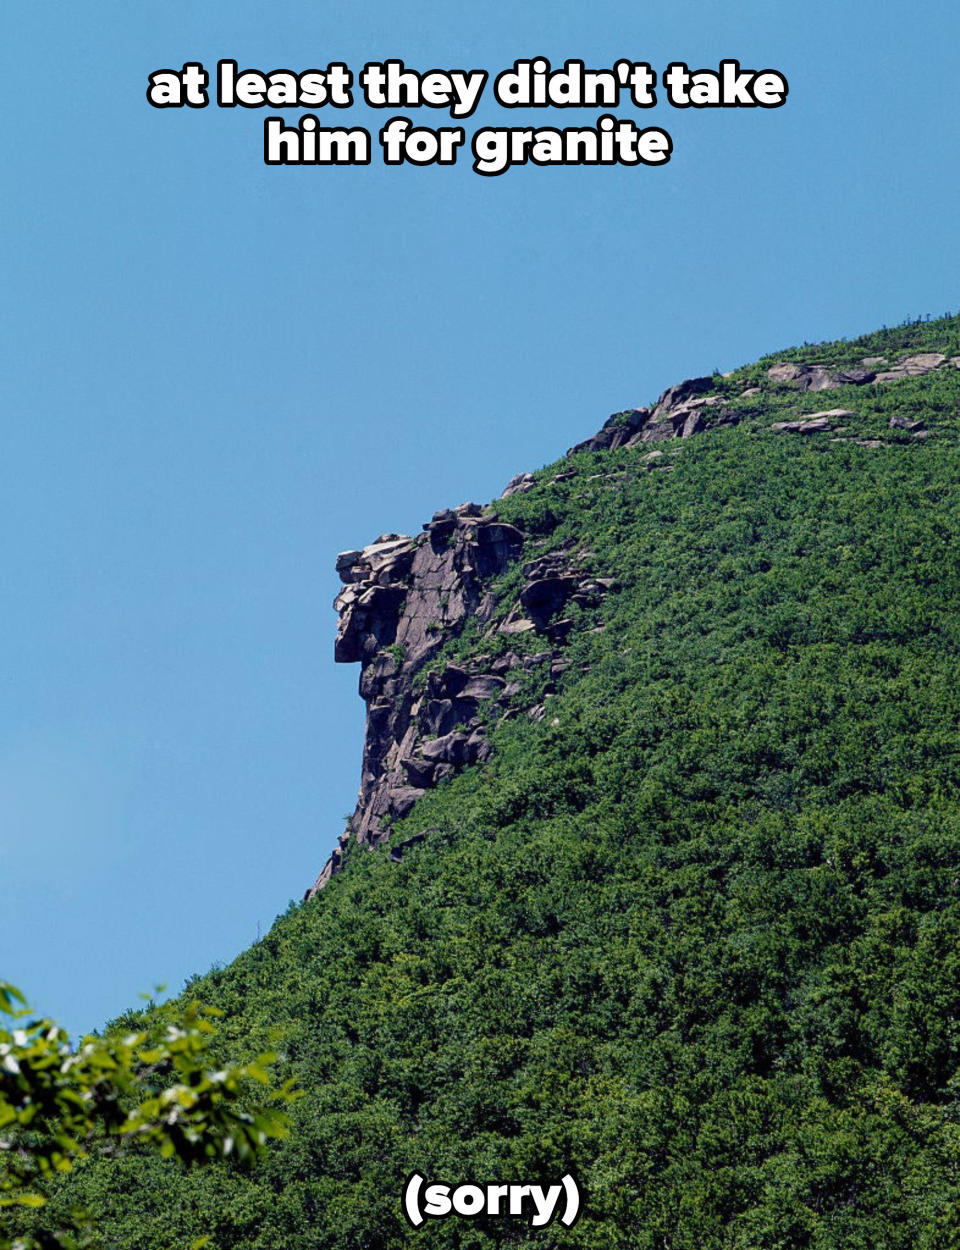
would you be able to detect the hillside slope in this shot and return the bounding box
[52,316,960,1249]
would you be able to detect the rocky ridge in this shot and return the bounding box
[307,346,953,894]
[565,350,957,456]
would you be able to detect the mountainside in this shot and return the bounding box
[50,315,960,1248]
[310,319,959,897]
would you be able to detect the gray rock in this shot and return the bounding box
[546,618,574,643]
[902,352,946,372]
[459,674,506,700]
[771,409,851,435]
[835,368,876,384]
[335,550,364,582]
[501,472,535,497]
[567,408,650,456]
[639,421,678,443]
[520,576,577,613]
[499,616,536,635]
[766,362,862,391]
[426,665,469,699]
[421,732,471,764]
[874,354,946,385]
[651,377,714,420]
[681,410,706,438]
[401,757,437,788]
[767,362,804,384]
[490,652,520,674]
[423,698,454,735]
[389,787,426,818]
[523,651,552,669]
[872,370,908,384]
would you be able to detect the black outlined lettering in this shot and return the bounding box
[218,60,354,108]
[147,53,787,169]
[379,118,465,165]
[663,59,788,108]
[471,118,671,176]
[264,117,371,165]
[360,61,488,118]
[402,1173,582,1229]
[146,63,208,108]
[616,59,658,107]
[494,57,621,108]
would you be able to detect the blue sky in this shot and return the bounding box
[2,1,958,1038]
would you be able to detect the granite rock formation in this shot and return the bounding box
[305,504,615,895]
[566,375,741,454]
[307,506,524,893]
[307,345,953,895]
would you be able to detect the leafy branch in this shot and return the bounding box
[0,981,298,1250]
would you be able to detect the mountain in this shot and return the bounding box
[53,315,960,1247]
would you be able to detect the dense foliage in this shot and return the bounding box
[0,985,295,1250]
[721,310,960,391]
[42,318,960,1247]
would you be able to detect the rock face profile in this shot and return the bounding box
[306,506,525,894]
[306,504,615,896]
[307,340,953,896]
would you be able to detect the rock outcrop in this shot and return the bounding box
[770,408,854,434]
[765,352,960,390]
[566,348,957,463]
[567,376,742,455]
[765,362,873,390]
[306,504,525,894]
[306,504,616,895]
[308,342,951,896]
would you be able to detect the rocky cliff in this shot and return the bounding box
[305,498,613,895]
[307,346,955,895]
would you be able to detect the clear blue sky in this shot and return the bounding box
[3,1,958,1038]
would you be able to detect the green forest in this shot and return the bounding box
[7,315,960,1248]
